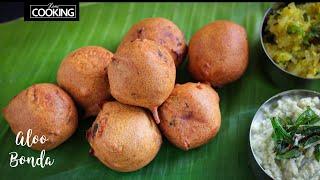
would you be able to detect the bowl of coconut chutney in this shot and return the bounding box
[249,89,320,180]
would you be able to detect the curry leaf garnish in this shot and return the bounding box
[277,117,292,127]
[271,117,292,142]
[304,135,320,149]
[294,107,320,128]
[270,107,320,160]
[275,148,301,160]
[274,142,291,154]
[296,125,320,136]
[303,22,320,45]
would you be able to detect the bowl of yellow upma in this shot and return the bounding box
[261,2,320,88]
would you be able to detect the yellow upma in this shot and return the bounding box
[263,2,320,78]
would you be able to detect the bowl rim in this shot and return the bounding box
[249,89,320,179]
[259,3,320,80]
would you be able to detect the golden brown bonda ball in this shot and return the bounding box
[119,17,187,67]
[188,20,249,87]
[3,83,78,151]
[158,82,221,150]
[108,39,176,124]
[57,46,113,117]
[86,101,162,172]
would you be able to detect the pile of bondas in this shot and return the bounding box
[3,18,248,172]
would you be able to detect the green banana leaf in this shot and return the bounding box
[1,2,317,180]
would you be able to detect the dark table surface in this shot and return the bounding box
[0,2,24,23]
